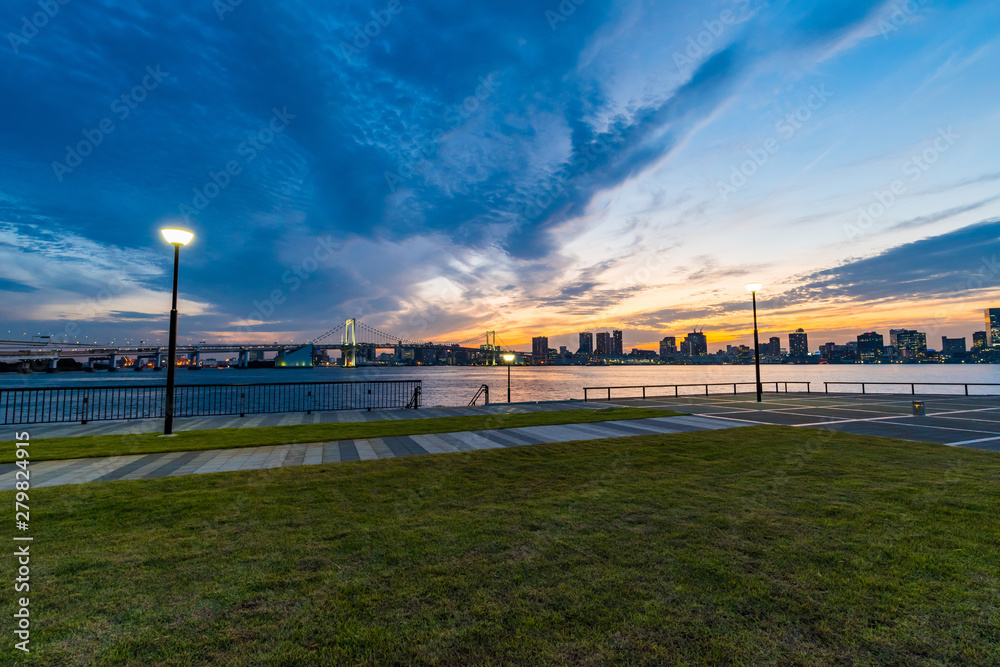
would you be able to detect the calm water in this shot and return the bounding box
[2,364,998,407]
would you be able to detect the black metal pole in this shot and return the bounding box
[507,362,511,403]
[164,243,180,435]
[752,290,762,403]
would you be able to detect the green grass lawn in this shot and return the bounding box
[0,407,681,463]
[3,425,998,665]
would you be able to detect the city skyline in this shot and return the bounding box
[2,1,1000,351]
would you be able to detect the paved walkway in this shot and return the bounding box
[609,392,1000,450]
[17,400,609,439]
[7,393,998,492]
[0,414,747,491]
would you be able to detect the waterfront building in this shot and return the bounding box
[973,331,987,351]
[890,329,927,358]
[532,336,548,364]
[659,336,676,357]
[941,337,967,355]
[986,308,1000,347]
[768,336,780,356]
[596,332,611,356]
[684,331,707,356]
[857,331,884,362]
[612,330,623,356]
[578,332,593,355]
[788,329,809,357]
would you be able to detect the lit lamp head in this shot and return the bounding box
[502,353,516,363]
[161,228,194,246]
[745,282,763,293]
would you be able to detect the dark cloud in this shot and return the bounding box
[791,217,1000,303]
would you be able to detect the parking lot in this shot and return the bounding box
[610,392,1000,451]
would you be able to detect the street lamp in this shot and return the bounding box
[502,353,516,403]
[161,228,194,435]
[745,282,763,403]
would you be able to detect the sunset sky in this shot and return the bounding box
[2,0,1000,352]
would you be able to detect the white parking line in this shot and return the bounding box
[947,435,1000,447]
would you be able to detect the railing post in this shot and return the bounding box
[675,386,678,397]
[824,382,828,394]
[584,388,588,401]
[705,384,709,396]
[807,382,810,394]
[81,394,89,425]
[965,384,969,396]
[642,386,646,399]
[307,390,312,415]
[862,384,866,395]
[484,385,489,406]
[733,383,736,395]
[911,384,915,395]
[607,388,611,401]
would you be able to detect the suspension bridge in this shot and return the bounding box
[0,319,520,371]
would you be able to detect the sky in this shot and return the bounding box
[2,0,1000,353]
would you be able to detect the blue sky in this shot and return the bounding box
[2,0,999,352]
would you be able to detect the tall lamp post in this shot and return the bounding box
[745,282,763,403]
[502,353,516,403]
[161,228,194,435]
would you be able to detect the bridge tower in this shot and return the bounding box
[343,318,358,368]
[486,330,497,366]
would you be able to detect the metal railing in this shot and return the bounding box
[0,380,423,425]
[469,384,490,406]
[824,382,1000,396]
[583,381,811,401]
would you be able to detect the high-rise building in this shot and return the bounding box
[788,328,808,357]
[595,332,611,356]
[941,337,966,355]
[986,308,1000,347]
[857,331,884,361]
[890,329,927,358]
[612,330,623,356]
[684,331,707,356]
[973,331,987,350]
[577,332,593,355]
[659,336,676,357]
[532,336,548,364]
[768,336,780,356]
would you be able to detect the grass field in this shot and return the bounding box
[3,425,998,665]
[0,407,680,463]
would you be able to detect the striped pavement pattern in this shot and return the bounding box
[0,415,749,491]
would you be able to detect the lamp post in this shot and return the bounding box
[161,228,194,435]
[745,283,763,403]
[502,353,516,403]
